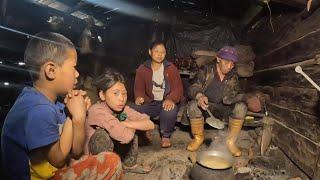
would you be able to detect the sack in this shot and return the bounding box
[235,45,256,63]
[195,56,215,67]
[192,50,216,58]
[246,95,262,113]
[236,61,254,77]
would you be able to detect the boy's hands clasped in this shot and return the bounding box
[65,90,91,121]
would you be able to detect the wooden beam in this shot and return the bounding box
[0,0,7,18]
[252,85,319,115]
[240,4,264,29]
[271,0,306,8]
[66,1,85,14]
[0,40,25,53]
[255,27,320,70]
[251,62,320,89]
[313,156,320,179]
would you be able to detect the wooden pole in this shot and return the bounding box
[0,0,7,18]
[255,55,320,73]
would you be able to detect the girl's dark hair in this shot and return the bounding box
[149,39,166,50]
[94,68,125,93]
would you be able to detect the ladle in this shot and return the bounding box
[295,65,320,91]
[205,108,225,129]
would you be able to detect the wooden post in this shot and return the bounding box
[240,4,264,29]
[0,0,7,18]
[313,156,320,179]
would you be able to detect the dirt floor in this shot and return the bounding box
[123,122,309,180]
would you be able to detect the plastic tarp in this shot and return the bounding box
[167,22,238,58]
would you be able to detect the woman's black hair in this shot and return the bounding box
[149,39,166,50]
[94,68,126,93]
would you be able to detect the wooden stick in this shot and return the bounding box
[255,55,320,73]
[262,27,320,57]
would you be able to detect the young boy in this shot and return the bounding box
[1,32,122,180]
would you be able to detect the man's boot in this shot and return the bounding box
[226,118,244,157]
[187,117,204,152]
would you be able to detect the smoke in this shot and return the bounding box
[207,130,229,150]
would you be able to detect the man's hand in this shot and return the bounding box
[196,93,208,110]
[163,99,175,111]
[66,90,87,122]
[135,97,144,105]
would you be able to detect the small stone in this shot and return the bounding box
[236,167,252,174]
[248,130,258,139]
[238,138,252,149]
[234,157,249,168]
[288,177,302,180]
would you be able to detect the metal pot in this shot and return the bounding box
[196,149,235,169]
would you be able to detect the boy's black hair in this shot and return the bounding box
[94,68,126,93]
[149,39,166,50]
[24,32,75,81]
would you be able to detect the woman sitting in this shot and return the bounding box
[131,40,185,148]
[85,68,155,174]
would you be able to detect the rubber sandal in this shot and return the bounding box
[161,137,171,148]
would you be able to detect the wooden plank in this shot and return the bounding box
[268,103,320,143]
[240,4,264,28]
[251,63,320,89]
[272,0,306,8]
[0,0,7,17]
[313,156,320,180]
[273,87,319,114]
[255,27,320,70]
[249,60,320,115]
[272,119,320,178]
[251,85,319,115]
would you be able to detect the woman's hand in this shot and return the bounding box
[135,97,144,105]
[163,99,175,111]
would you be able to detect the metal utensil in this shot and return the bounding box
[295,65,320,91]
[260,116,274,155]
[260,103,273,156]
[197,149,235,169]
[205,109,225,129]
